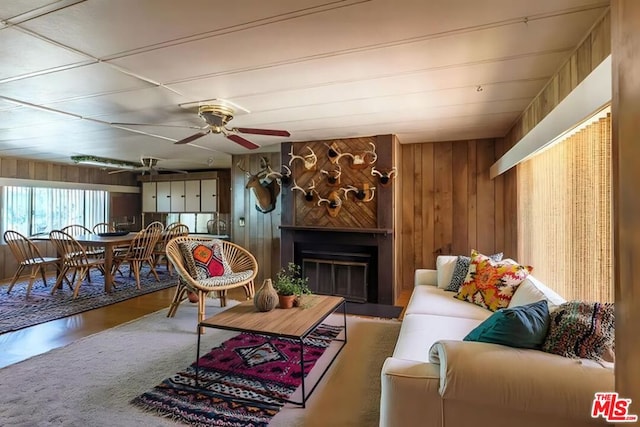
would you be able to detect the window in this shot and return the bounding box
[2,186,108,236]
[517,112,612,302]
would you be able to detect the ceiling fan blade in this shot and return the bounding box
[226,133,260,150]
[158,168,189,174]
[235,127,290,137]
[107,169,134,175]
[111,122,204,130]
[175,129,211,145]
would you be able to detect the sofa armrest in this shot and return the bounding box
[429,340,614,423]
[380,357,442,427]
[414,269,437,287]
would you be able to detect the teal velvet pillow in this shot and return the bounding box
[464,299,550,350]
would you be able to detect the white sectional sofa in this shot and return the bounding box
[380,259,615,427]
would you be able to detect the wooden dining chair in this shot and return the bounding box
[152,223,189,276]
[92,222,115,234]
[111,225,163,289]
[49,230,106,298]
[60,224,104,280]
[3,230,61,298]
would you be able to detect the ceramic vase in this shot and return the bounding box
[254,278,279,312]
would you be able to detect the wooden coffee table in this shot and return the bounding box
[195,294,347,408]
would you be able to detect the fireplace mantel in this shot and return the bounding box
[279,225,393,235]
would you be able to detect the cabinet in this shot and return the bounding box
[170,181,185,212]
[184,180,201,211]
[142,182,157,213]
[142,179,217,213]
[200,179,218,212]
[156,181,171,212]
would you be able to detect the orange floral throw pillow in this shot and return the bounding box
[454,250,532,311]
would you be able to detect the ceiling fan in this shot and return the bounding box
[113,104,291,150]
[70,155,188,175]
[113,156,188,175]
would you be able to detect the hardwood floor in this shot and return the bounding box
[0,283,412,370]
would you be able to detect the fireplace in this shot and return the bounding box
[280,226,393,305]
[301,249,372,303]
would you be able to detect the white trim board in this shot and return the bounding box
[0,178,139,193]
[490,54,612,179]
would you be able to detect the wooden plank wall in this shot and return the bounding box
[396,139,504,291]
[0,156,139,282]
[230,152,282,288]
[612,0,640,411]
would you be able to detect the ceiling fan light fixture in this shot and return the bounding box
[198,105,234,127]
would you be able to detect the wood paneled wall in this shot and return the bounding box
[0,156,139,281]
[396,139,504,291]
[230,153,282,288]
[612,0,640,410]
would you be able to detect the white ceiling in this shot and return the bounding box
[0,0,609,171]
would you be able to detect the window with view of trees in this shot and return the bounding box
[1,186,108,237]
[517,111,612,302]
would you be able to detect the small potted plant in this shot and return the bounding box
[273,262,311,309]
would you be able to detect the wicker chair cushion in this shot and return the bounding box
[179,239,232,280]
[198,270,255,287]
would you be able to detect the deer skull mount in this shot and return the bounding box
[342,183,376,202]
[236,158,281,214]
[317,190,342,217]
[291,179,316,203]
[371,166,397,186]
[320,164,342,187]
[289,146,318,172]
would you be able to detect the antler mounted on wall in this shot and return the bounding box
[371,166,397,186]
[237,157,281,214]
[341,183,376,202]
[289,146,318,171]
[320,164,342,186]
[291,178,316,203]
[317,190,343,217]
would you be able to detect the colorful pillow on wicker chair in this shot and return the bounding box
[179,240,232,280]
[454,250,532,311]
[542,301,615,362]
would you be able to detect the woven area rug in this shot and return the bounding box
[131,324,344,426]
[0,265,177,334]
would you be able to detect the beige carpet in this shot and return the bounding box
[0,299,400,426]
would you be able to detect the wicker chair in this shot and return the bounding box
[165,236,257,333]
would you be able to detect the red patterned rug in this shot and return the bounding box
[131,324,343,426]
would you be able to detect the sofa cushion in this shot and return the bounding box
[455,250,532,311]
[405,284,492,320]
[392,314,482,362]
[508,275,566,312]
[444,252,503,292]
[463,300,550,349]
[436,256,458,289]
[542,301,615,362]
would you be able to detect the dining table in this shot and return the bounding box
[71,233,137,293]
